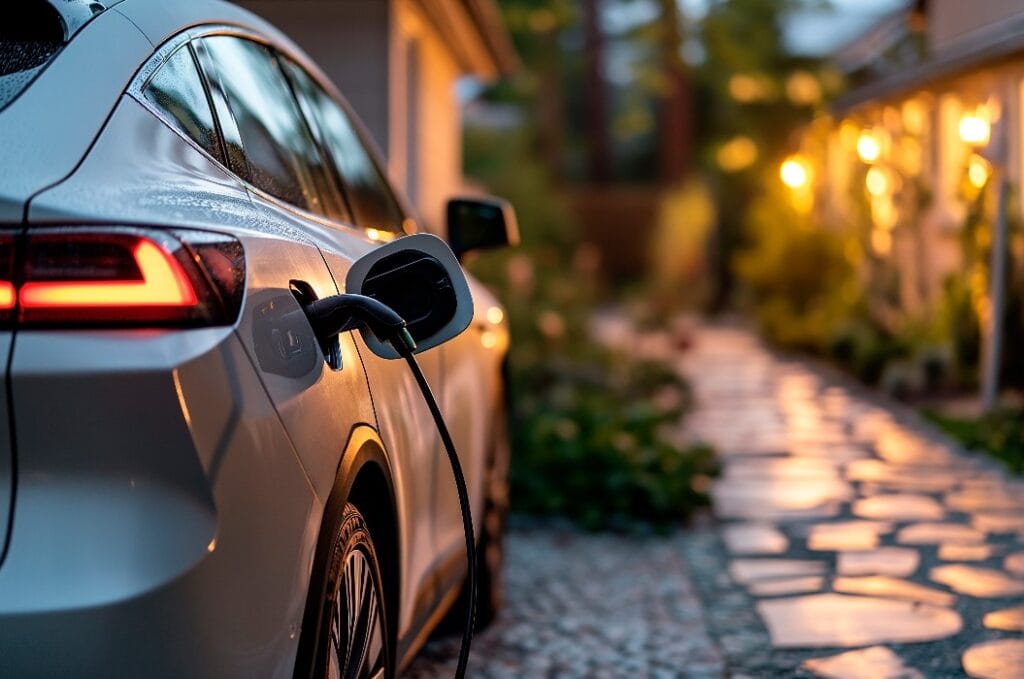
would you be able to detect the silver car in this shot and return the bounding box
[0,1,514,676]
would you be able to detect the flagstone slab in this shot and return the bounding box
[971,512,1024,534]
[836,548,920,577]
[803,646,925,679]
[938,543,1003,561]
[983,605,1024,632]
[747,575,825,597]
[930,564,1024,597]
[843,459,961,493]
[806,521,894,552]
[897,522,985,545]
[833,575,956,606]
[1005,552,1024,576]
[962,639,1024,679]
[729,558,827,584]
[757,593,962,648]
[944,490,1024,513]
[722,522,789,555]
[853,494,945,521]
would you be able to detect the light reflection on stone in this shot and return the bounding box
[983,605,1024,632]
[722,522,789,555]
[757,593,961,648]
[747,575,825,597]
[962,639,1024,679]
[833,575,956,606]
[938,543,1002,561]
[1005,552,1024,576]
[930,564,1024,597]
[803,646,924,679]
[853,494,945,521]
[972,513,1024,534]
[807,521,893,552]
[837,548,920,577]
[945,490,1024,513]
[729,558,826,584]
[897,522,985,545]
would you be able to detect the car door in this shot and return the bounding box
[275,53,455,637]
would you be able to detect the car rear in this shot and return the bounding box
[0,4,323,676]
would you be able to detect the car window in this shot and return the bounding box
[198,35,342,218]
[282,58,407,233]
[143,45,222,163]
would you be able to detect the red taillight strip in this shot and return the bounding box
[19,240,198,309]
[0,281,14,311]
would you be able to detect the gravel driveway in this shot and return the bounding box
[404,523,724,678]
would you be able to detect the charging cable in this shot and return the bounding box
[303,294,476,679]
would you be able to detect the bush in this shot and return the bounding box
[927,408,1024,474]
[462,124,718,529]
[509,352,719,530]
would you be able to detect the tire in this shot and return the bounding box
[296,502,392,679]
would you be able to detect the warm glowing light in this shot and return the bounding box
[20,240,197,308]
[0,281,14,310]
[839,120,860,150]
[480,330,497,349]
[366,228,381,241]
[486,306,504,325]
[871,229,892,255]
[872,195,898,231]
[865,167,889,196]
[968,154,991,188]
[728,74,768,103]
[780,156,811,189]
[716,135,759,172]
[959,114,990,145]
[902,99,927,135]
[785,71,822,105]
[207,538,217,553]
[856,132,881,163]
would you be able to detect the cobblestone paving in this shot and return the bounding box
[405,524,724,678]
[677,325,1024,678]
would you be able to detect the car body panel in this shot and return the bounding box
[0,331,318,678]
[0,8,151,221]
[0,334,12,565]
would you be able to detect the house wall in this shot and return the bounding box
[391,0,464,235]
[238,1,392,157]
[928,0,1024,52]
[237,1,468,235]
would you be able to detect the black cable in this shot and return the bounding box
[397,344,476,679]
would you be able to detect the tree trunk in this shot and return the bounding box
[582,0,612,184]
[657,0,691,185]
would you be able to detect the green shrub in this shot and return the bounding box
[927,408,1024,474]
[509,352,719,531]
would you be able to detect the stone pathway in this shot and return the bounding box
[677,324,1024,678]
[405,525,723,678]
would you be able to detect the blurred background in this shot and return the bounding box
[243,0,1024,526]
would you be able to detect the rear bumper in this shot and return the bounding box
[0,329,320,678]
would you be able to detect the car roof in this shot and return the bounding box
[0,0,306,222]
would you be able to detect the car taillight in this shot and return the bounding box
[0,227,244,327]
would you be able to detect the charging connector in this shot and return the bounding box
[302,293,477,679]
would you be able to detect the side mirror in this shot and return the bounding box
[346,233,474,359]
[446,196,520,261]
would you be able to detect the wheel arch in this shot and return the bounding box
[294,424,401,678]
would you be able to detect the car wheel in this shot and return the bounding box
[299,502,392,679]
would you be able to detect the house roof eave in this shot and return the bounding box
[833,13,1024,114]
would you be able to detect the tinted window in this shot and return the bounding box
[200,36,341,217]
[144,46,222,162]
[0,1,65,111]
[283,59,406,233]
